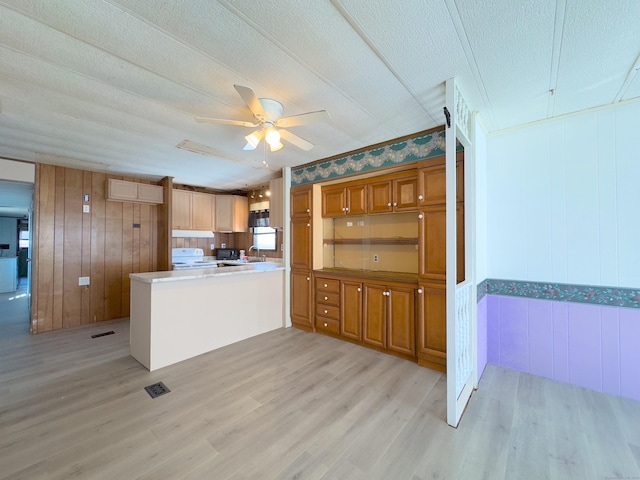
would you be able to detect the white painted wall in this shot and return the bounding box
[474,118,488,283]
[486,100,640,288]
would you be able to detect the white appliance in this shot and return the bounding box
[171,248,218,270]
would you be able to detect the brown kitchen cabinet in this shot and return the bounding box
[416,282,446,372]
[363,282,416,357]
[215,195,248,232]
[192,192,215,230]
[108,179,163,204]
[290,185,314,332]
[315,277,340,335]
[367,174,418,213]
[291,270,313,331]
[417,153,463,207]
[341,280,362,341]
[321,183,367,217]
[172,189,193,229]
[291,185,313,219]
[418,203,465,283]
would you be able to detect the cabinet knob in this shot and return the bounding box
[393,202,397,206]
[345,207,349,212]
[306,277,310,281]
[418,213,423,219]
[324,283,328,288]
[307,223,310,227]
[324,322,328,327]
[357,287,361,292]
[387,202,392,207]
[324,309,328,314]
[324,296,328,301]
[418,194,423,200]
[417,288,423,294]
[306,208,310,213]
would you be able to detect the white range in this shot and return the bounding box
[171,248,218,270]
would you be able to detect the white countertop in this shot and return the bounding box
[130,261,284,284]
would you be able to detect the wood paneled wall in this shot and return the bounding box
[31,164,160,333]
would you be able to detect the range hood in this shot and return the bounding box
[172,230,215,238]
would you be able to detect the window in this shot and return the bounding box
[252,226,276,251]
[19,230,29,249]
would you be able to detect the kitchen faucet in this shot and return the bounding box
[248,245,266,262]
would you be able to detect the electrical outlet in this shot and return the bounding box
[83,205,90,213]
[221,243,226,248]
[210,244,215,250]
[78,276,90,286]
[373,255,379,263]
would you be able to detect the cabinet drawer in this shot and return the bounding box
[315,303,340,320]
[315,317,340,335]
[316,291,339,306]
[315,278,340,293]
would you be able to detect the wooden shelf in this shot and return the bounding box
[323,237,418,245]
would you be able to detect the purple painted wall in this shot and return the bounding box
[477,295,488,383]
[486,295,640,401]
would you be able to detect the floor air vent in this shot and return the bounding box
[144,382,171,399]
[91,331,115,338]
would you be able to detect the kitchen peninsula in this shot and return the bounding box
[129,262,285,371]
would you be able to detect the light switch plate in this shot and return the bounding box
[78,276,90,286]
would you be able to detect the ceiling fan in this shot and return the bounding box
[196,85,329,152]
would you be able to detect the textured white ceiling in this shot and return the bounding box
[0,0,638,204]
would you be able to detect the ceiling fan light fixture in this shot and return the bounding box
[270,141,284,152]
[244,130,263,150]
[265,127,280,146]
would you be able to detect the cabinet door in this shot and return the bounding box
[291,220,312,270]
[416,283,446,372]
[363,284,386,348]
[418,165,446,206]
[192,192,213,230]
[387,286,416,357]
[291,270,313,330]
[269,177,284,229]
[172,190,192,229]
[418,205,446,281]
[232,196,248,233]
[393,176,418,211]
[291,186,312,219]
[137,184,164,204]
[346,184,367,215]
[321,186,346,217]
[367,181,393,213]
[341,281,362,341]
[215,195,233,232]
[109,179,138,201]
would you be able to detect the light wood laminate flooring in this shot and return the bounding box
[1,288,639,479]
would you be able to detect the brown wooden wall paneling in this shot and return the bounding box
[34,164,56,333]
[81,171,92,325]
[53,166,66,330]
[91,172,106,323]
[104,178,123,321]
[32,166,163,332]
[63,168,83,328]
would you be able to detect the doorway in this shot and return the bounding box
[0,179,34,335]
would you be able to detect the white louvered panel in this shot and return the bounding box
[455,281,472,398]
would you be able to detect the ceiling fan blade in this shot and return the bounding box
[279,129,314,151]
[276,110,329,128]
[195,117,259,128]
[234,85,267,122]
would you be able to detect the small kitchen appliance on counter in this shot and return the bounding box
[172,248,218,270]
[215,248,240,261]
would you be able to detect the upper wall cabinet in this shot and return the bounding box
[172,190,216,230]
[368,174,418,213]
[321,184,367,217]
[215,195,248,233]
[107,179,163,204]
[269,177,284,229]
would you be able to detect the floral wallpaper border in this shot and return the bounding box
[291,129,448,186]
[477,278,640,309]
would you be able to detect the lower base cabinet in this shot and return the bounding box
[416,282,446,372]
[314,273,417,362]
[291,270,313,331]
[363,283,415,357]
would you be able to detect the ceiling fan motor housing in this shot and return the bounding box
[257,98,284,123]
